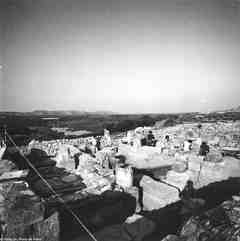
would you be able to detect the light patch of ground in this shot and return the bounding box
[52,127,92,136]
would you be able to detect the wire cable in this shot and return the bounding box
[6,131,99,241]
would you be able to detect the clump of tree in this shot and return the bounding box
[103,115,155,133]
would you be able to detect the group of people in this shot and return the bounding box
[125,126,211,157]
[125,128,157,147]
[141,130,157,147]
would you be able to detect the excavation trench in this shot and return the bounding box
[56,177,240,241]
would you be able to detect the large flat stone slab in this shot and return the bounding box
[118,144,176,169]
[140,176,179,211]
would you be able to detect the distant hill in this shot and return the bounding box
[32,110,117,115]
[32,110,87,116]
[0,110,117,116]
[212,105,240,114]
[230,106,240,112]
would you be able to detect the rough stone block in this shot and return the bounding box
[140,176,179,211]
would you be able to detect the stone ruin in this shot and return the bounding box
[1,120,240,240]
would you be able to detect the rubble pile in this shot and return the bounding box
[28,137,88,156]
[96,147,118,169]
[0,175,59,240]
[0,159,17,175]
[27,129,116,157]
[161,196,240,241]
[0,181,44,236]
[74,153,114,195]
[25,149,115,200]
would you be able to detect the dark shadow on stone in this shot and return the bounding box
[58,190,136,241]
[140,177,240,240]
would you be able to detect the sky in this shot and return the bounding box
[1,0,240,113]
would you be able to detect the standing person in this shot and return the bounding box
[91,136,97,155]
[67,147,71,157]
[96,136,102,151]
[179,180,195,201]
[165,135,170,142]
[134,127,144,146]
[199,142,210,156]
[73,152,81,170]
[163,135,171,149]
[104,129,112,146]
[197,123,202,137]
[179,180,205,221]
[147,130,156,146]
